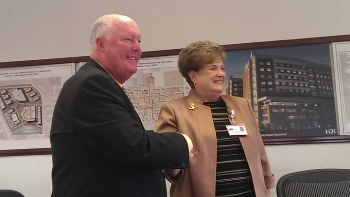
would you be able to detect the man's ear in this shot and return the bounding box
[95,37,105,52]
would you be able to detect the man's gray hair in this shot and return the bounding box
[90,14,120,49]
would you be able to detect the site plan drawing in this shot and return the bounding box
[0,64,75,150]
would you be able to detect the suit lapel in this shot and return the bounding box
[88,59,146,131]
[119,87,146,130]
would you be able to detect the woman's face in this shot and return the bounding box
[189,58,226,102]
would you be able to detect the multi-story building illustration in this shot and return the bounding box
[241,52,337,137]
[227,77,243,97]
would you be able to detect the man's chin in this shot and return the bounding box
[126,63,137,71]
[128,68,138,75]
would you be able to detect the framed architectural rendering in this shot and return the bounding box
[0,62,76,156]
[224,44,340,143]
[221,37,350,144]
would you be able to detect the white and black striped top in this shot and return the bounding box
[203,100,256,197]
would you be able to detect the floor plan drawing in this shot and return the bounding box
[124,56,190,130]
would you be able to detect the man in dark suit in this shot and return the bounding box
[50,14,193,197]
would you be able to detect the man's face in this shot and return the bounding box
[102,19,142,83]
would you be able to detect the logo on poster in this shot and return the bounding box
[325,129,336,134]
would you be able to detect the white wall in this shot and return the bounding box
[1,1,350,197]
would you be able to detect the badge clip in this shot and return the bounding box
[229,110,236,123]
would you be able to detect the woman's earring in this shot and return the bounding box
[194,82,197,88]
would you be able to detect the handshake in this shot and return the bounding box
[166,134,193,178]
[181,134,194,159]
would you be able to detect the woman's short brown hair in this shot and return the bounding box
[178,41,226,88]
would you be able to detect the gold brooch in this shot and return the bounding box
[189,102,197,110]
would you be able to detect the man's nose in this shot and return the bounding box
[133,41,141,52]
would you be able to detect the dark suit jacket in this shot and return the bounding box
[50,59,189,197]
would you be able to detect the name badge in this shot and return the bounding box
[226,124,248,136]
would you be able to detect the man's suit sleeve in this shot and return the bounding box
[156,101,186,184]
[71,74,189,169]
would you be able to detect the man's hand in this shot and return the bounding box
[181,134,193,159]
[166,169,181,178]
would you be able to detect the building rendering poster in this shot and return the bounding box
[224,43,340,138]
